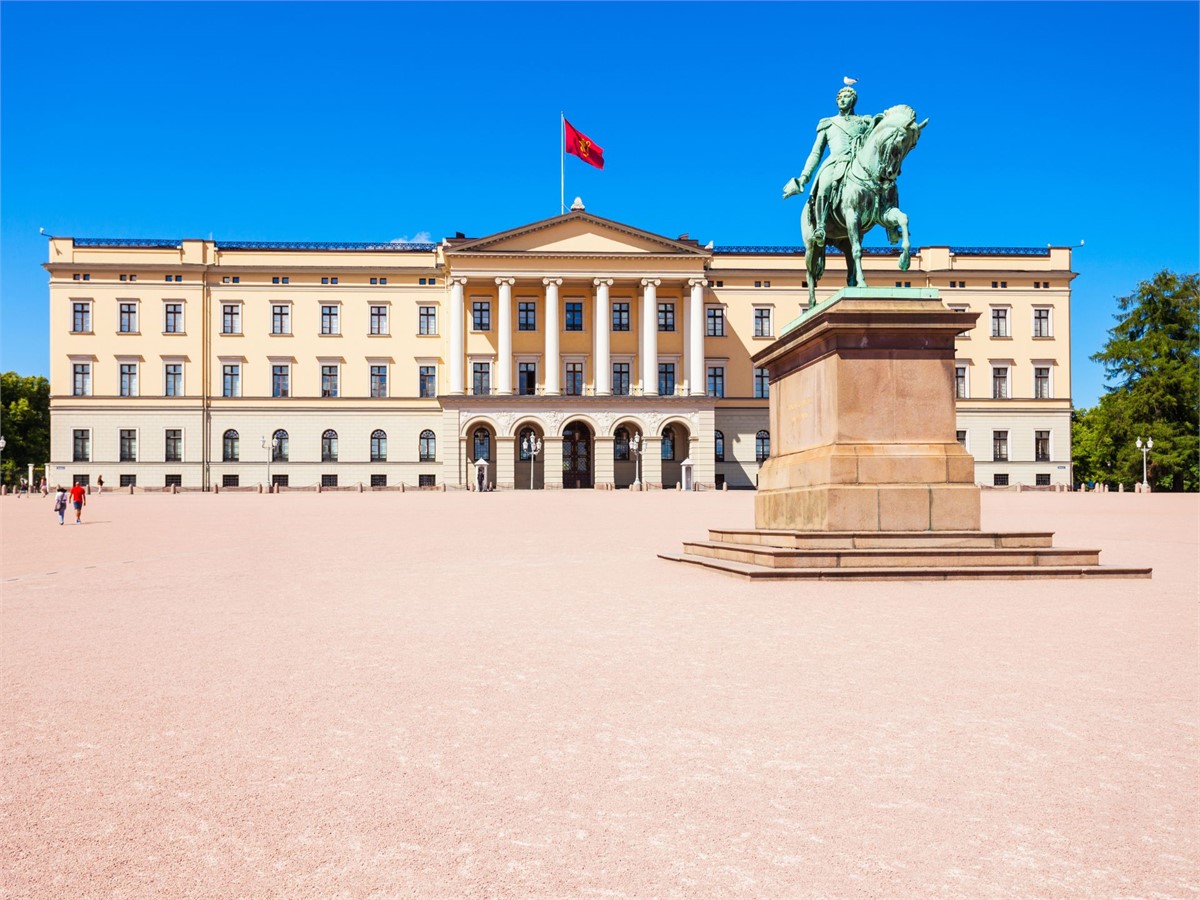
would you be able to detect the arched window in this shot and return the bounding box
[714,430,725,462]
[614,427,630,461]
[473,427,491,461]
[321,429,338,463]
[370,429,387,462]
[222,429,240,462]
[272,429,288,462]
[661,426,675,461]
[519,427,537,461]
[419,429,436,462]
[756,430,770,463]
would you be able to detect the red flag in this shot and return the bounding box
[564,119,604,170]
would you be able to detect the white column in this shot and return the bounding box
[682,291,691,394]
[640,278,660,396]
[496,277,514,395]
[594,278,613,396]
[688,278,707,396]
[543,278,561,395]
[449,276,467,395]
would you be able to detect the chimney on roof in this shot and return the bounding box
[678,233,689,241]
[455,232,465,239]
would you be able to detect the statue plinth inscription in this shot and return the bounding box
[753,288,980,532]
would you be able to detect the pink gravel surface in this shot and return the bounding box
[2,489,1197,899]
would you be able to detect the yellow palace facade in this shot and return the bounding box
[46,206,1075,490]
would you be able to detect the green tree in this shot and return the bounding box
[0,372,51,487]
[1079,270,1199,491]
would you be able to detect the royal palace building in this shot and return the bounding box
[46,206,1075,490]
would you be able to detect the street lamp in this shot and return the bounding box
[522,432,542,491]
[630,431,643,488]
[261,434,279,492]
[0,436,5,493]
[1136,436,1154,491]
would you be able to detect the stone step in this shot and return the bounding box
[682,540,1100,569]
[707,529,1055,550]
[658,552,1153,581]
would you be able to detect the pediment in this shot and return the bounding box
[446,212,709,257]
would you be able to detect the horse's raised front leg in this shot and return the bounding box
[881,206,911,271]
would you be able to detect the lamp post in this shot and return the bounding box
[261,434,278,492]
[522,433,542,491]
[630,431,642,488]
[1136,436,1154,491]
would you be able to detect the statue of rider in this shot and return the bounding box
[783,85,878,245]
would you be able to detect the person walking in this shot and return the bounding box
[18,476,27,498]
[96,475,104,495]
[69,481,86,524]
[52,486,68,525]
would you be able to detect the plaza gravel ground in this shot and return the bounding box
[2,489,1196,899]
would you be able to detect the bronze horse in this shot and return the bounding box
[800,105,928,309]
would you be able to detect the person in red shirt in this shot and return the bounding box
[69,482,86,524]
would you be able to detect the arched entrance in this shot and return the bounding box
[660,421,691,489]
[515,424,545,490]
[561,420,593,489]
[469,424,496,490]
[613,421,640,489]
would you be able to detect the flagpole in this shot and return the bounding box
[560,112,565,215]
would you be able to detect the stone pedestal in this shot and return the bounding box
[754,288,980,532]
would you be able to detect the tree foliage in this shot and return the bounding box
[0,372,51,486]
[1075,270,1199,490]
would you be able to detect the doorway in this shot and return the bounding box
[561,421,593,489]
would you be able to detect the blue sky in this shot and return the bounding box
[2,1,1197,408]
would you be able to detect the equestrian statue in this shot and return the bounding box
[783,84,927,309]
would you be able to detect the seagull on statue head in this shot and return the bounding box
[843,76,858,86]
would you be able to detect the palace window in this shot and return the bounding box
[612,302,630,332]
[119,429,137,463]
[72,302,91,333]
[419,365,436,398]
[658,302,675,332]
[222,474,240,487]
[756,430,771,463]
[956,430,968,447]
[991,307,1010,337]
[321,429,338,463]
[472,300,491,331]
[272,430,289,462]
[1033,307,1052,338]
[119,363,138,397]
[565,302,583,332]
[370,364,388,398]
[321,365,339,398]
[369,305,388,335]
[419,429,436,462]
[518,301,537,331]
[271,276,290,285]
[707,365,725,398]
[164,303,184,334]
[714,430,725,462]
[222,304,241,334]
[419,306,437,335]
[661,427,675,461]
[272,305,290,335]
[1035,430,1050,462]
[564,362,584,396]
[222,429,239,462]
[73,429,90,462]
[994,473,1010,486]
[518,362,537,396]
[612,362,631,396]
[706,307,725,337]
[658,363,675,397]
[164,429,182,463]
[271,365,289,398]
[1036,473,1051,486]
[955,365,968,399]
[222,364,240,398]
[472,362,491,396]
[992,366,1009,399]
[73,363,92,397]
[754,307,772,337]
[164,363,183,397]
[119,302,138,333]
[320,305,340,335]
[1034,366,1051,399]
[754,367,770,399]
[370,429,387,462]
[993,430,1009,462]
